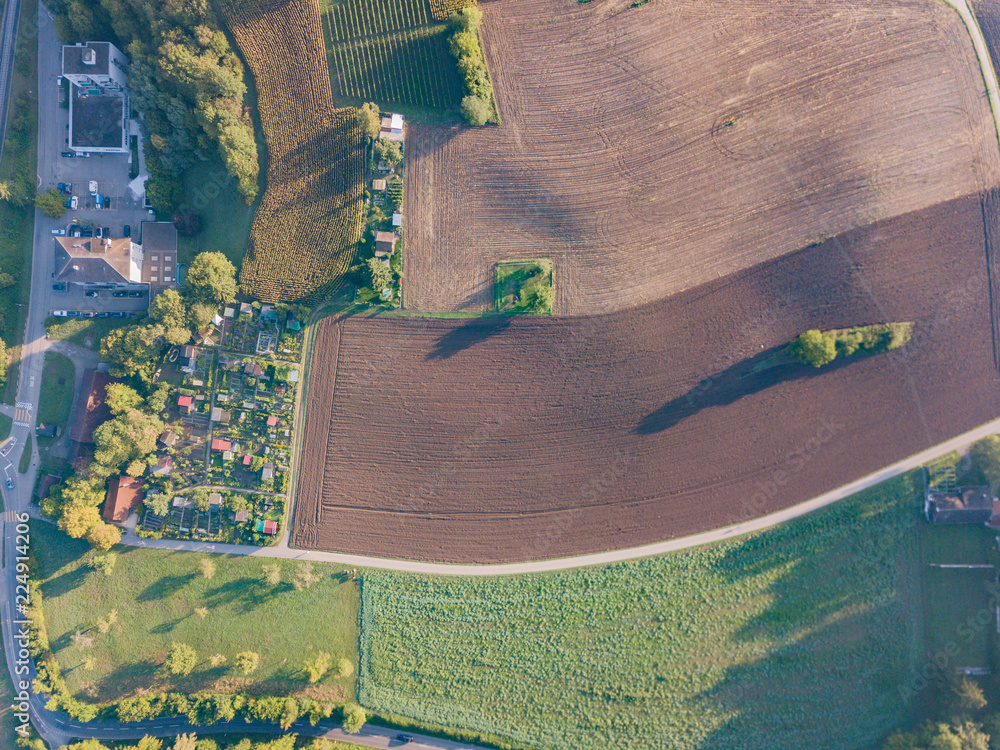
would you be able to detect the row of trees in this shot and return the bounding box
[882,676,1000,749]
[789,323,913,368]
[50,0,260,212]
[448,8,494,125]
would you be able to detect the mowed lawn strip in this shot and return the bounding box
[359,473,925,750]
[33,524,360,702]
[38,352,74,429]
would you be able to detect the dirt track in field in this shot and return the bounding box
[295,195,1000,563]
[404,0,1000,315]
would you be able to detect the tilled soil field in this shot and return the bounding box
[295,195,1000,563]
[404,0,1000,315]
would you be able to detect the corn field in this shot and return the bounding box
[221,0,364,302]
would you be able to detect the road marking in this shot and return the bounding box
[2,510,16,522]
[13,402,30,427]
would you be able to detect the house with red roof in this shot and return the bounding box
[211,438,232,452]
[177,395,194,415]
[266,415,279,427]
[103,475,143,523]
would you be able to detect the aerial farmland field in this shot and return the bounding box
[404,0,1000,314]
[358,474,925,750]
[220,0,365,303]
[294,194,1000,562]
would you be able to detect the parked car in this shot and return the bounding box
[60,151,74,158]
[51,310,68,317]
[80,227,92,237]
[128,290,144,298]
[84,291,98,298]
[57,182,65,192]
[99,227,109,238]
[70,196,78,210]
[110,311,127,318]
[105,196,112,209]
[52,283,66,292]
[88,180,98,195]
[95,194,103,209]
[123,224,131,237]
[76,152,91,158]
[112,290,128,298]
[395,736,413,745]
[50,228,65,236]
[6,478,14,490]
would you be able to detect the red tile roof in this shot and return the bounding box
[243,454,252,466]
[262,519,278,535]
[266,415,279,427]
[211,438,232,452]
[177,395,193,407]
[103,475,142,523]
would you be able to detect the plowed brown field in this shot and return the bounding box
[404,0,1000,315]
[295,195,1000,563]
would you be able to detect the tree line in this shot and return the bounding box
[50,0,260,212]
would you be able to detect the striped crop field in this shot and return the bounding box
[323,0,464,111]
[429,0,475,20]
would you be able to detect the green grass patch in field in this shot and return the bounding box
[18,433,30,474]
[34,523,360,704]
[45,316,131,351]
[359,473,925,750]
[38,352,74,430]
[0,412,12,443]
[176,159,255,269]
[322,0,465,114]
[495,259,553,314]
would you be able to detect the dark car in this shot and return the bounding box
[105,196,112,209]
[110,311,126,318]
[123,224,131,237]
[112,290,128,298]
[60,151,74,158]
[395,736,413,744]
[84,291,98,298]
[128,291,144,298]
[80,227,93,237]
[6,478,13,490]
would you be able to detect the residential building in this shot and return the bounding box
[926,487,996,524]
[103,475,143,523]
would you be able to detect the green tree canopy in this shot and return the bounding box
[460,95,491,126]
[970,435,1000,488]
[35,188,67,219]
[164,643,198,676]
[100,324,166,383]
[149,288,193,345]
[789,329,837,368]
[366,257,393,291]
[93,409,165,472]
[373,138,402,167]
[341,703,366,734]
[105,383,144,416]
[186,251,237,306]
[356,102,381,139]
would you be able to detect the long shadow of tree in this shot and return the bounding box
[426,317,512,360]
[636,345,863,434]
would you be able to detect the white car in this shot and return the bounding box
[51,310,68,317]
[88,180,98,195]
[51,228,66,236]
[70,196,78,210]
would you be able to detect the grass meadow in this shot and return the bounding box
[359,473,926,750]
[33,524,361,704]
[38,352,74,430]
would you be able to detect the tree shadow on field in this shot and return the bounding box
[203,577,287,613]
[426,317,512,360]
[636,345,860,434]
[40,566,88,599]
[137,573,196,603]
[88,660,161,703]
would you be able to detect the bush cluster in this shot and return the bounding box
[448,8,493,125]
[789,323,912,368]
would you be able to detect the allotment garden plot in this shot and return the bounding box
[404,0,1000,314]
[295,195,1000,563]
[136,303,304,546]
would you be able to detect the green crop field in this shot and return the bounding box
[359,473,926,750]
[34,524,360,703]
[322,0,464,111]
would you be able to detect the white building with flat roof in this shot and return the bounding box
[61,42,128,91]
